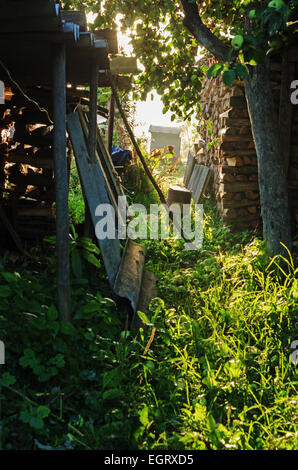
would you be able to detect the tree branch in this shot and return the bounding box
[180,0,230,62]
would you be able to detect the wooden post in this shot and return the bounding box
[89,58,99,162]
[83,58,99,238]
[107,93,115,156]
[52,42,70,322]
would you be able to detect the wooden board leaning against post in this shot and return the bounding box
[77,108,125,225]
[67,111,122,287]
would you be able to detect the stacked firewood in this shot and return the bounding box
[195,59,298,232]
[197,75,261,231]
[0,88,58,239]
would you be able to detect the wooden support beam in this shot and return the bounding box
[83,58,99,238]
[88,59,99,162]
[52,42,70,322]
[107,93,115,156]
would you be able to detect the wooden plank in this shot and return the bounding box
[61,11,87,31]
[183,151,195,187]
[218,182,259,193]
[0,18,61,32]
[113,239,146,313]
[107,94,115,156]
[192,166,211,203]
[187,164,199,192]
[192,166,203,201]
[93,29,118,54]
[78,110,121,213]
[52,42,70,323]
[110,56,138,75]
[89,58,99,162]
[67,112,122,287]
[279,48,295,175]
[0,0,58,18]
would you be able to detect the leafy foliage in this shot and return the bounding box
[62,0,298,121]
[0,200,297,450]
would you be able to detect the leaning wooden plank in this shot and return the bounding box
[96,131,124,197]
[113,239,146,313]
[192,166,210,203]
[188,164,199,192]
[190,165,203,197]
[67,112,122,287]
[78,110,120,213]
[192,166,205,202]
[79,108,123,199]
[183,151,195,187]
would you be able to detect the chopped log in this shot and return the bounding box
[167,185,192,205]
[226,157,244,167]
[245,190,260,200]
[219,182,259,193]
[17,207,55,218]
[9,173,53,187]
[5,153,54,169]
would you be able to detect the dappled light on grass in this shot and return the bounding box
[0,200,297,450]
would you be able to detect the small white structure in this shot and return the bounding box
[149,125,182,158]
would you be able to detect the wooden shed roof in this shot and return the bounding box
[0,0,113,86]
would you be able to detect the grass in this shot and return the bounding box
[0,158,297,450]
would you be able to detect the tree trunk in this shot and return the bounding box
[244,62,292,256]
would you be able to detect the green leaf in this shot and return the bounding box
[36,406,51,419]
[207,63,223,78]
[0,372,16,387]
[1,272,20,283]
[29,416,44,430]
[60,321,77,336]
[0,285,12,298]
[139,405,149,427]
[81,251,101,269]
[222,69,236,87]
[234,63,249,79]
[19,410,31,424]
[47,305,59,322]
[231,35,244,50]
[137,310,150,325]
[102,388,123,401]
[268,0,285,8]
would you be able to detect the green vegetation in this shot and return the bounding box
[1,196,297,450]
[68,161,85,225]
